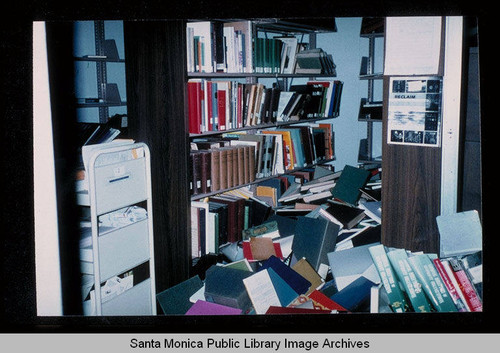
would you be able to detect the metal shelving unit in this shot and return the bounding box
[358,18,384,164]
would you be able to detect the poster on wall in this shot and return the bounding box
[387,77,442,147]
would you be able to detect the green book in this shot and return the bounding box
[386,249,432,313]
[156,275,203,315]
[331,165,371,206]
[241,220,280,240]
[368,244,408,313]
[407,254,458,312]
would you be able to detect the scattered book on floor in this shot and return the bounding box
[156,275,204,315]
[436,210,482,258]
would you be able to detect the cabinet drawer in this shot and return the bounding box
[93,156,148,215]
[83,279,154,316]
[80,219,150,280]
[102,279,153,316]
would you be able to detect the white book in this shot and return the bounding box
[186,22,214,73]
[242,269,281,314]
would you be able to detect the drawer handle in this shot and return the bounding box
[109,175,130,183]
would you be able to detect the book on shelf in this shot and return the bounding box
[359,98,383,120]
[275,36,299,74]
[294,48,336,75]
[186,21,214,73]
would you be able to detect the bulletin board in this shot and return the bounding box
[387,77,442,147]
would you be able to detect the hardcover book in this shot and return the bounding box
[327,243,380,291]
[156,275,204,315]
[330,275,376,312]
[204,265,253,312]
[368,244,408,312]
[436,210,482,258]
[259,255,311,295]
[331,165,371,206]
[407,254,458,312]
[292,216,340,271]
[185,300,242,315]
[324,202,366,230]
[386,249,432,312]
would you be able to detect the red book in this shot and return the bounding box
[448,258,482,312]
[205,80,213,131]
[218,88,226,131]
[242,239,283,262]
[307,290,347,312]
[237,84,243,128]
[432,258,467,312]
[187,81,201,134]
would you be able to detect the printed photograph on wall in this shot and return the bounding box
[387,77,442,147]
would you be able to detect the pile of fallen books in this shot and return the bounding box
[163,164,482,315]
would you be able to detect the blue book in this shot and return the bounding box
[259,255,311,295]
[330,275,376,312]
[156,275,203,315]
[267,268,299,306]
[204,265,253,312]
[292,216,340,271]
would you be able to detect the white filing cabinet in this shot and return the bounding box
[77,142,156,315]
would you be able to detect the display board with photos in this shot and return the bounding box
[387,77,442,147]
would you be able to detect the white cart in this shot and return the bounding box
[77,142,156,315]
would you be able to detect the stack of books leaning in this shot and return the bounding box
[163,164,483,315]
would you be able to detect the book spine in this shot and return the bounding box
[248,145,256,183]
[387,249,432,313]
[219,149,229,190]
[210,149,221,192]
[448,258,483,312]
[407,255,458,312]
[200,151,211,194]
[432,258,468,312]
[232,147,239,188]
[368,245,408,313]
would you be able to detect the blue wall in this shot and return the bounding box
[317,17,383,170]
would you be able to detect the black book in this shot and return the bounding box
[351,225,381,247]
[190,151,203,195]
[212,21,226,72]
[268,86,281,123]
[260,87,273,123]
[324,202,366,230]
